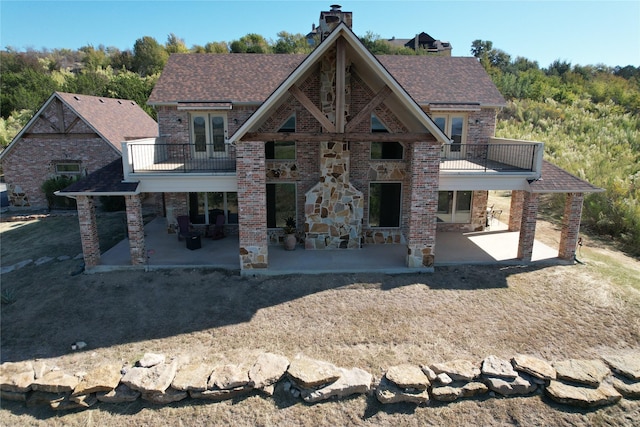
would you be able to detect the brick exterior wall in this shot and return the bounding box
[125,194,146,265]
[2,101,120,209]
[237,140,268,269]
[558,192,584,260]
[76,196,100,267]
[406,144,440,268]
[517,191,539,262]
[509,190,524,232]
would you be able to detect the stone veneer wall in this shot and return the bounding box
[2,349,636,412]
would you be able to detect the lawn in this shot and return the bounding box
[1,210,639,426]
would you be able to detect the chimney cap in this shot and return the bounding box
[330,4,342,11]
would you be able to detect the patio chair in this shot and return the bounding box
[177,215,201,241]
[211,214,225,240]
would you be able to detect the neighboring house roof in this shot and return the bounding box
[57,159,139,196]
[0,92,158,160]
[529,161,604,193]
[148,53,505,108]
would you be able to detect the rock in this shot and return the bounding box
[209,364,251,390]
[121,360,178,393]
[142,388,188,404]
[436,373,452,385]
[431,385,461,402]
[385,364,430,390]
[511,354,556,381]
[553,359,610,387]
[57,255,71,261]
[172,362,214,392]
[430,360,480,381]
[0,361,34,393]
[32,370,79,393]
[189,385,252,401]
[601,351,640,381]
[461,381,489,397]
[50,397,86,411]
[546,380,622,408]
[33,361,48,379]
[1,390,27,401]
[287,355,341,388]
[420,365,437,382]
[72,363,122,395]
[26,391,67,407]
[69,393,98,408]
[137,353,165,368]
[482,355,518,379]
[611,376,640,398]
[34,256,54,266]
[97,383,141,403]
[485,373,537,396]
[249,353,290,389]
[304,367,373,403]
[376,376,429,404]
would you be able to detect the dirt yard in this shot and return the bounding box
[1,201,639,426]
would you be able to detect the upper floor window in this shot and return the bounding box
[191,113,228,157]
[433,114,466,152]
[370,114,403,160]
[266,115,296,160]
[55,162,82,178]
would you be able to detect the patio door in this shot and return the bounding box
[191,113,228,160]
[434,115,466,160]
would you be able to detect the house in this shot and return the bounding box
[60,6,602,274]
[0,92,158,209]
[386,32,452,55]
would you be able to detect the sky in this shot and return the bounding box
[1,0,639,68]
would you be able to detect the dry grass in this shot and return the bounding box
[1,211,639,426]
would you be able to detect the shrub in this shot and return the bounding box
[41,176,77,210]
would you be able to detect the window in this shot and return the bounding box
[189,192,238,225]
[190,113,228,157]
[437,190,472,223]
[266,115,295,160]
[55,162,82,177]
[433,114,465,152]
[369,182,402,227]
[266,183,296,228]
[371,114,403,160]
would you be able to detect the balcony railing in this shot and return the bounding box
[124,139,236,174]
[440,139,543,174]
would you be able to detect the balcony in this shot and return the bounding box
[123,138,236,175]
[440,138,543,175]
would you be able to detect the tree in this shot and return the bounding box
[360,32,392,54]
[79,44,109,71]
[132,36,168,76]
[165,33,189,54]
[203,41,229,53]
[230,34,271,53]
[471,39,493,58]
[273,31,312,54]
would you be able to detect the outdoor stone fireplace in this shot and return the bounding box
[305,141,363,249]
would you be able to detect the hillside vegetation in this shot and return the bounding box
[1,35,638,255]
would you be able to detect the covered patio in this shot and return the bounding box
[92,216,562,275]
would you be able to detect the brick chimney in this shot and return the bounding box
[318,4,352,40]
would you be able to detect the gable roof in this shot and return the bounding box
[148,53,504,108]
[230,22,450,144]
[1,92,158,160]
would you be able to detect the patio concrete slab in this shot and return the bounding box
[94,218,563,275]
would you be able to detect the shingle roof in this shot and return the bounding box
[148,54,505,107]
[529,161,604,193]
[59,159,138,195]
[56,92,158,151]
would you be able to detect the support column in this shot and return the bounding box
[406,143,440,269]
[558,192,584,260]
[517,191,539,262]
[77,196,100,268]
[125,194,146,265]
[509,190,524,231]
[237,140,268,271]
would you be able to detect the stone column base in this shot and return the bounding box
[406,244,435,268]
[240,245,269,270]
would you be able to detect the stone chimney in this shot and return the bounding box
[318,4,352,41]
